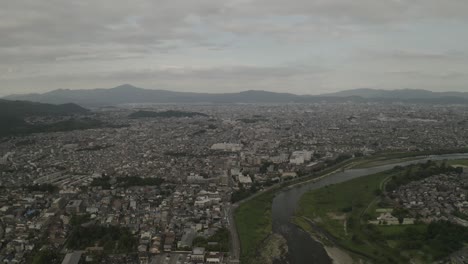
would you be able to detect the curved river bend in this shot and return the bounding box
[271,153,468,264]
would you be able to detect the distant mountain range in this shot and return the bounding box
[4,85,468,106]
[319,88,468,99]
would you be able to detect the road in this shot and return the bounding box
[226,204,241,263]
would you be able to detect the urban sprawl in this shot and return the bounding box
[1,103,468,264]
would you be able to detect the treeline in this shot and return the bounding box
[231,182,260,203]
[24,183,58,193]
[386,160,462,192]
[0,117,105,138]
[371,221,468,260]
[90,176,112,189]
[115,176,164,188]
[192,227,230,252]
[67,225,136,253]
[31,249,60,264]
[372,148,468,160]
[91,176,164,189]
[324,154,353,166]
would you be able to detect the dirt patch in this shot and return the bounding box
[327,212,347,220]
[325,246,355,264]
[253,233,289,264]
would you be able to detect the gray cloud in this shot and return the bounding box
[1,0,468,95]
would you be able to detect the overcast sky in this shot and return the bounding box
[1,0,468,96]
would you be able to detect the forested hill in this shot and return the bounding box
[0,99,97,138]
[0,99,88,117]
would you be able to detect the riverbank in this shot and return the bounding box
[233,158,356,263]
[324,246,354,264]
[294,159,468,263]
[234,151,468,264]
[292,216,356,263]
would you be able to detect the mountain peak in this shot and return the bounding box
[112,84,140,90]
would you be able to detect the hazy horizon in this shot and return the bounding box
[3,84,468,98]
[1,1,468,96]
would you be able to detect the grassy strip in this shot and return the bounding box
[368,148,468,159]
[447,159,468,167]
[351,148,468,169]
[234,188,277,263]
[351,156,423,169]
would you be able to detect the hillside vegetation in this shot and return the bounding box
[0,99,104,138]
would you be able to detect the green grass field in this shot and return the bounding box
[448,159,468,167]
[295,160,468,263]
[351,156,423,169]
[296,170,404,262]
[234,189,277,263]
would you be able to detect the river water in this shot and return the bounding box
[271,153,468,264]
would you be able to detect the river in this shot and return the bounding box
[271,153,468,264]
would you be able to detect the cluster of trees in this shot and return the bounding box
[24,184,58,193]
[453,210,468,221]
[192,227,230,252]
[115,176,164,188]
[259,162,274,174]
[386,161,462,192]
[91,176,164,189]
[375,221,468,260]
[90,176,112,189]
[67,225,136,253]
[69,214,92,226]
[0,117,105,138]
[31,249,60,264]
[324,154,353,166]
[231,182,260,203]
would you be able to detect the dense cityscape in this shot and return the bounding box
[3,0,468,262]
[0,102,468,264]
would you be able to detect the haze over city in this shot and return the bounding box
[1,0,468,96]
[2,1,468,264]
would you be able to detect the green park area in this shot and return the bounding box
[234,189,277,263]
[448,159,468,167]
[295,161,468,263]
[233,151,468,264]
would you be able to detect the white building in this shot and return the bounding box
[238,174,252,186]
[290,150,313,165]
[211,143,242,152]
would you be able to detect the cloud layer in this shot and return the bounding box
[1,0,468,95]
